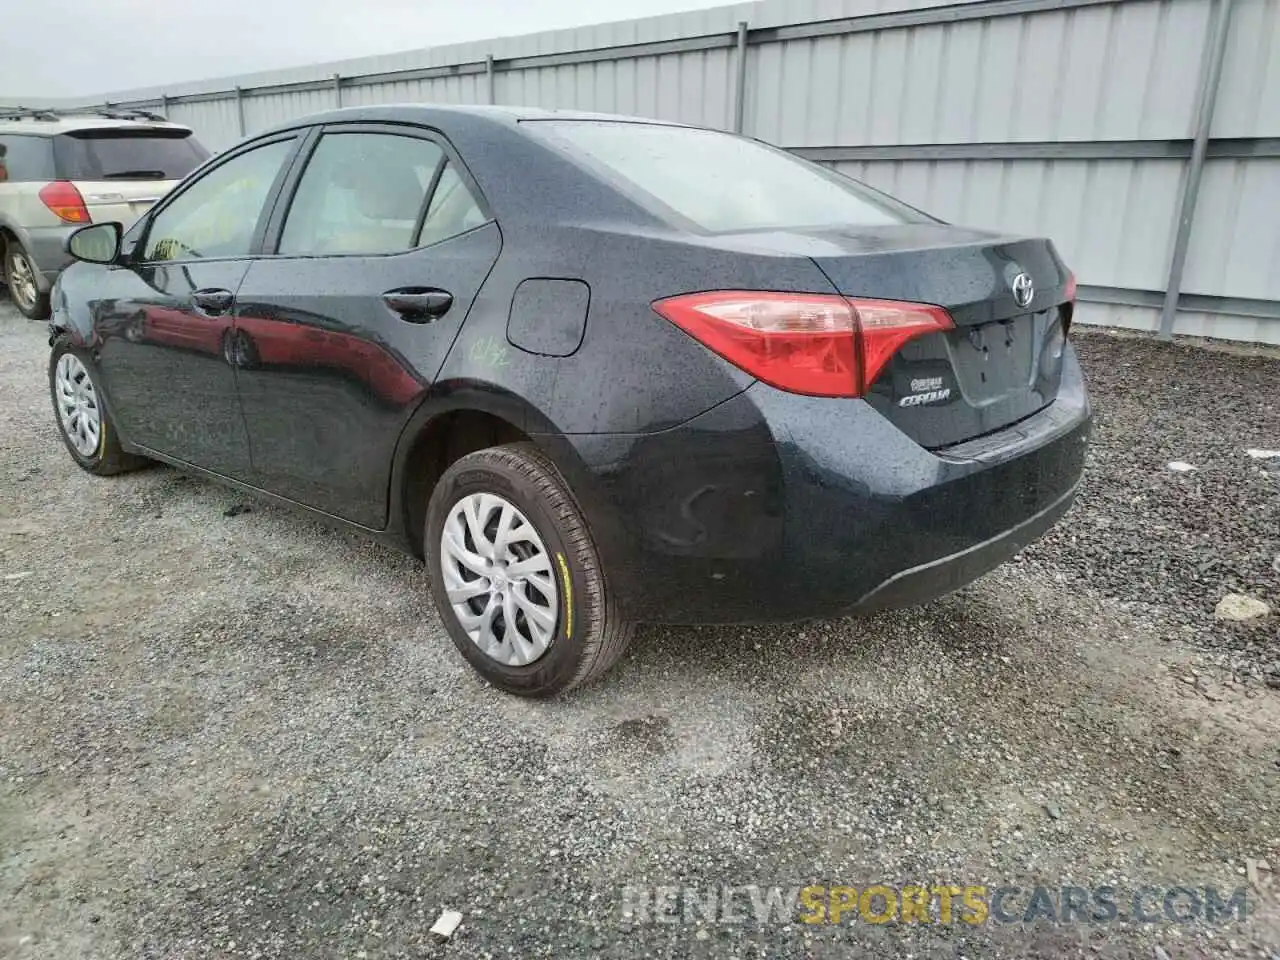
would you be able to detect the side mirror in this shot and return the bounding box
[66,222,123,265]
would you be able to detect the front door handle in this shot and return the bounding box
[191,288,234,316]
[382,289,453,323]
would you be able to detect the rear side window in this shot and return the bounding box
[529,120,926,233]
[53,128,209,181]
[0,135,55,182]
[417,162,487,247]
[280,132,484,257]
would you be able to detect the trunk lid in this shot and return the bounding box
[802,223,1073,448]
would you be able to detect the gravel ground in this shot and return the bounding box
[1,295,1278,960]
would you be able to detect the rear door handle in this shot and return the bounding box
[382,289,453,323]
[191,288,234,316]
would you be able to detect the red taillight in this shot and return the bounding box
[652,291,953,397]
[1061,272,1077,336]
[38,181,90,223]
[851,298,955,394]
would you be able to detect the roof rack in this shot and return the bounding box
[0,106,61,121]
[0,106,170,123]
[92,107,169,122]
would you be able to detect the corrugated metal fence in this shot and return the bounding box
[16,0,1280,343]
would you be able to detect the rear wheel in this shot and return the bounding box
[49,337,149,475]
[425,442,633,697]
[5,241,50,320]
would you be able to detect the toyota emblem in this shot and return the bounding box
[1011,272,1035,308]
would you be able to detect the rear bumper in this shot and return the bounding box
[20,224,78,290]
[548,344,1091,624]
[850,477,1079,613]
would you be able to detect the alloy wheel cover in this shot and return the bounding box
[440,492,560,667]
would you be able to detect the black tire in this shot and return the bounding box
[4,240,51,320]
[48,336,149,476]
[425,442,634,697]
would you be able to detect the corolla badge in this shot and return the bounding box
[900,376,951,407]
[1010,270,1035,308]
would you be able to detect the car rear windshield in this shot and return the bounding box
[527,120,927,233]
[53,128,210,181]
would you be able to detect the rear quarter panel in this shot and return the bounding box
[0,182,59,231]
[428,222,841,619]
[435,223,842,435]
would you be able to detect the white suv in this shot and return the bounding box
[0,108,209,318]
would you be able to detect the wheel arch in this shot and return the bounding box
[388,382,580,557]
[0,213,25,248]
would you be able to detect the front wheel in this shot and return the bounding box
[425,443,633,697]
[49,338,149,475]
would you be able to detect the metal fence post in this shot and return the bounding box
[732,21,749,133]
[333,73,342,108]
[234,85,246,137]
[486,55,496,105]
[1158,0,1235,340]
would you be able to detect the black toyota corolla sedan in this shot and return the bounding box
[49,104,1090,696]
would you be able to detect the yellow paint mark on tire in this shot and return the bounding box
[556,552,573,639]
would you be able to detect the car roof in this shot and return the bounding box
[0,111,193,137]
[258,103,687,137]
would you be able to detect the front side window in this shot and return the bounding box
[279,132,456,256]
[143,138,293,262]
[528,120,928,233]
